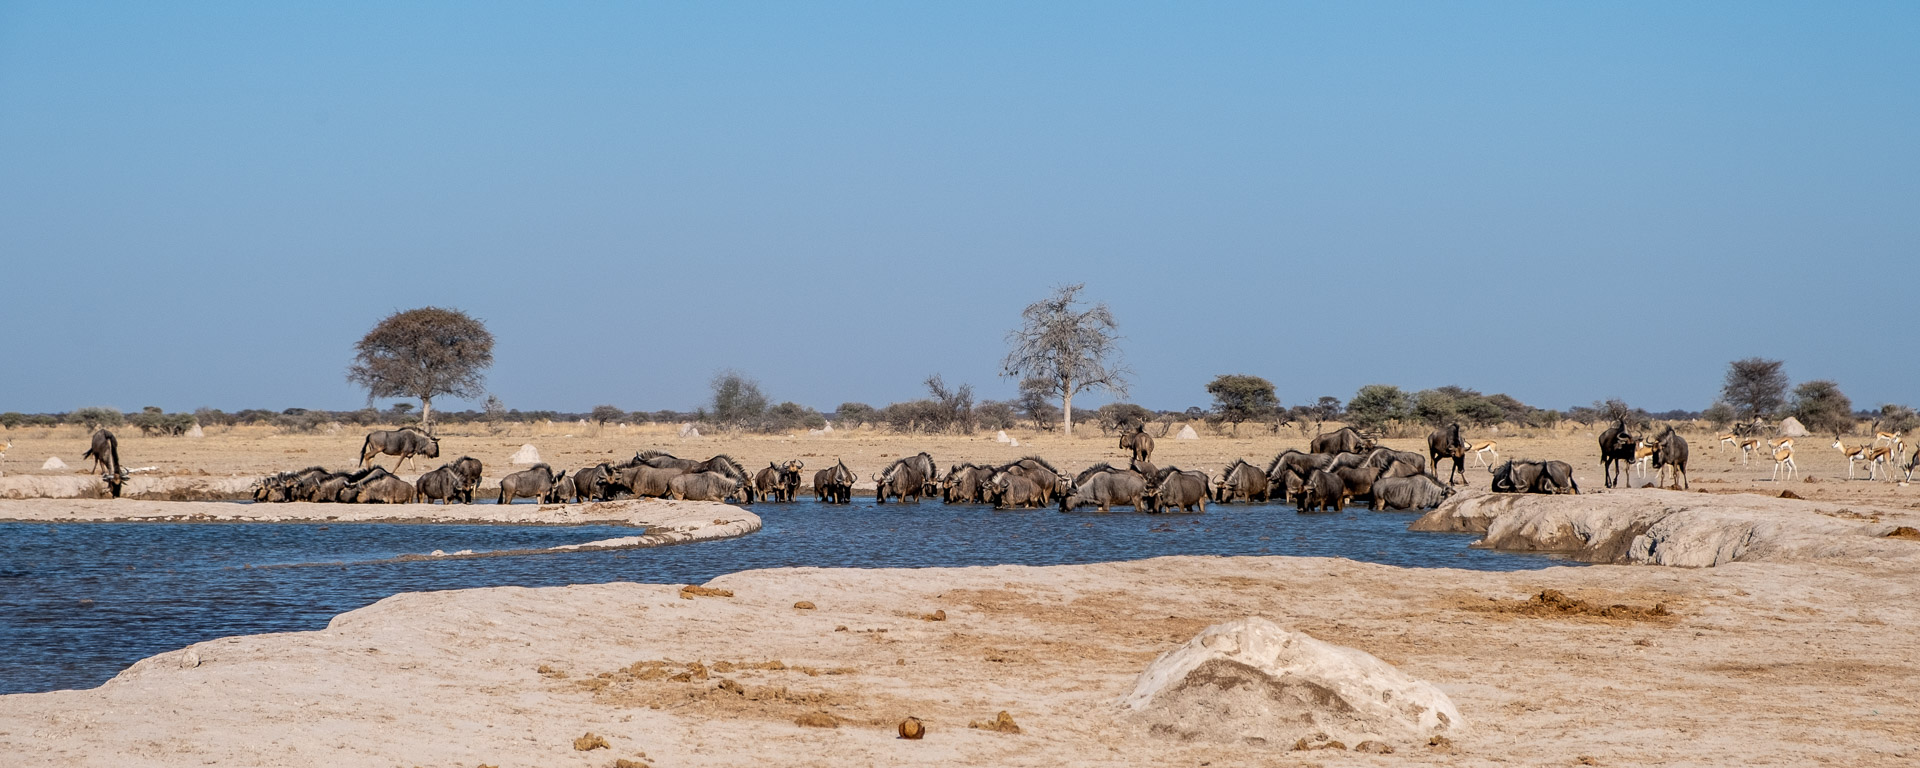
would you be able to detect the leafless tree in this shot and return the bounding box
[347,307,494,433]
[1000,284,1129,436]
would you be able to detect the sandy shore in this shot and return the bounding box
[1,490,1916,766]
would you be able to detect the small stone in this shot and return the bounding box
[897,717,926,739]
[922,609,947,622]
[42,456,66,470]
[572,733,609,751]
[179,650,200,669]
[794,601,816,610]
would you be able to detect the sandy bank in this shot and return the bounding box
[1,551,1915,766]
[0,497,760,557]
[1414,488,1920,567]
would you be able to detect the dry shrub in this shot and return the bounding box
[921,609,947,622]
[536,664,567,679]
[1428,735,1455,752]
[897,717,926,739]
[1888,526,1920,540]
[680,585,734,599]
[795,711,839,728]
[968,711,1021,734]
[1478,590,1672,621]
[794,601,816,609]
[573,733,609,751]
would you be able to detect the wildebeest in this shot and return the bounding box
[1299,469,1349,512]
[498,464,566,504]
[340,467,417,504]
[1370,474,1452,510]
[315,468,375,502]
[1329,465,1386,505]
[618,452,754,501]
[987,472,1049,509]
[253,466,327,503]
[874,452,936,503]
[1266,450,1332,504]
[82,429,122,476]
[940,463,995,504]
[667,471,748,502]
[1428,423,1471,486]
[1146,467,1209,514]
[1059,463,1148,512]
[1212,459,1271,503]
[813,460,855,504]
[1599,420,1640,488]
[1650,426,1689,490]
[1490,459,1578,494]
[359,427,440,470]
[1120,425,1155,463]
[449,456,484,503]
[570,462,616,503]
[1539,460,1579,494]
[753,460,805,502]
[992,456,1069,502]
[1310,427,1372,455]
[416,464,463,504]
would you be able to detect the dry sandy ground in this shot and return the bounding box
[5,423,1918,508]
[1,489,1917,766]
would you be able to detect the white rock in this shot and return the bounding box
[678,424,702,439]
[179,649,200,669]
[1778,416,1809,437]
[1122,617,1463,746]
[1175,425,1199,440]
[186,424,204,438]
[1009,438,1020,447]
[995,430,1011,443]
[509,445,541,465]
[821,424,833,433]
[42,456,67,470]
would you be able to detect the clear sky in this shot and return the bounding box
[2,2,1913,415]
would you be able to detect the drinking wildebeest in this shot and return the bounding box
[1428,423,1471,486]
[1212,459,1271,503]
[1059,463,1149,512]
[1120,425,1155,463]
[416,464,463,504]
[991,456,1069,503]
[1146,467,1209,514]
[342,467,418,504]
[1310,427,1372,455]
[359,427,440,470]
[987,471,1049,509]
[1489,459,1576,494]
[1650,426,1689,490]
[1370,474,1452,510]
[1599,420,1639,488]
[667,470,748,502]
[940,463,995,504]
[1329,465,1386,506]
[498,464,566,504]
[874,452,936,503]
[1298,469,1349,512]
[813,460,855,504]
[448,456,483,503]
[571,462,616,503]
[82,429,121,476]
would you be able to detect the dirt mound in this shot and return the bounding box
[968,711,1021,733]
[1478,590,1672,621]
[1888,527,1920,540]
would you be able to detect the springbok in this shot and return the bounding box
[1833,439,1869,479]
[1772,444,1797,481]
[1469,440,1498,468]
[1717,432,1738,449]
[1630,439,1658,481]
[0,438,9,472]
[1874,431,1901,448]
[1735,437,1760,466]
[1862,445,1894,481]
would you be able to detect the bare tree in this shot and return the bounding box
[1001,284,1129,436]
[1722,358,1787,421]
[347,307,494,433]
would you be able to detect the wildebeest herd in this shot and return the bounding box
[233,421,1616,511]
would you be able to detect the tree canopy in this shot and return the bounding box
[1722,358,1787,421]
[1001,284,1128,436]
[346,307,494,431]
[1206,374,1279,427]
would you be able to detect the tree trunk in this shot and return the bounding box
[1062,384,1074,437]
[421,397,434,435]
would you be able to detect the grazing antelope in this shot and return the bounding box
[1771,444,1797,481]
[1833,439,1870,479]
[1862,445,1894,481]
[1469,440,1499,468]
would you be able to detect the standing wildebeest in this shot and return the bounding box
[1298,469,1349,512]
[449,456,484,503]
[1599,420,1640,488]
[1120,425,1155,463]
[753,460,804,502]
[1146,467,1209,514]
[1059,464,1149,512]
[940,463,995,504]
[874,452,936,503]
[498,464,566,504]
[359,427,440,470]
[813,460,855,504]
[1310,427,1372,455]
[1266,450,1332,505]
[987,472,1050,509]
[993,456,1069,503]
[668,471,748,502]
[1428,423,1471,486]
[1212,459,1271,503]
[1370,474,1452,510]
[1651,426,1689,490]
[416,464,463,504]
[571,463,616,503]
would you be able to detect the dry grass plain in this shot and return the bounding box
[2,421,1916,508]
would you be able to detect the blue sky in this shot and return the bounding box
[2,2,1913,415]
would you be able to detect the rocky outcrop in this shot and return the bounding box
[0,474,256,500]
[1122,618,1463,747]
[1412,489,1920,567]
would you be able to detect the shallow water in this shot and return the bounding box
[0,497,1568,694]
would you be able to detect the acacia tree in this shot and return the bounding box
[1001,284,1128,436]
[347,307,494,433]
[1206,374,1279,433]
[708,370,769,427]
[1791,380,1854,435]
[1722,358,1787,421]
